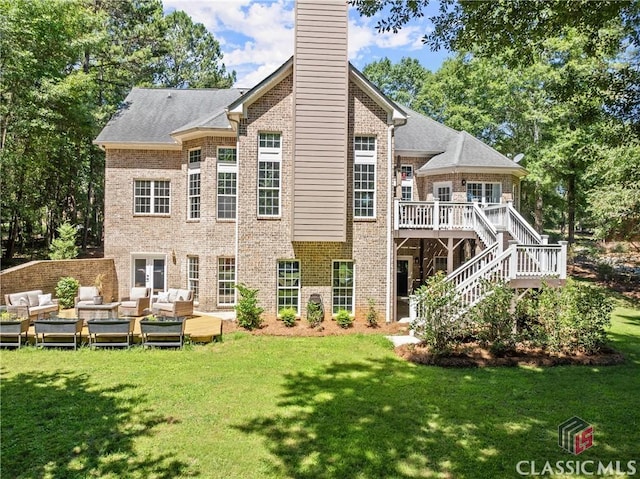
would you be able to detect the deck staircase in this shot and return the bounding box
[398,201,568,323]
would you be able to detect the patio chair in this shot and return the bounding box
[119,287,151,317]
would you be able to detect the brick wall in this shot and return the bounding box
[1,259,117,305]
[236,74,391,321]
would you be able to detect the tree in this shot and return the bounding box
[49,223,79,260]
[155,10,235,88]
[363,57,430,108]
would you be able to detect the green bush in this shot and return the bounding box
[535,280,613,353]
[469,280,515,354]
[411,272,462,355]
[306,298,323,328]
[335,309,353,328]
[279,307,297,327]
[234,283,264,331]
[49,222,79,260]
[55,277,80,309]
[365,298,378,327]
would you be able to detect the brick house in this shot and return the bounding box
[95,0,566,322]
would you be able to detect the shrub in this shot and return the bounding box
[469,280,516,354]
[306,298,323,328]
[234,283,264,330]
[55,277,80,309]
[49,222,79,260]
[365,298,378,327]
[533,280,613,353]
[279,307,297,327]
[335,309,353,328]
[411,272,461,355]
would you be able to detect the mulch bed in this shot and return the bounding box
[225,317,405,337]
[396,342,626,368]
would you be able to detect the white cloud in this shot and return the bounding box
[163,0,441,87]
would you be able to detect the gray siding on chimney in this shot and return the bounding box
[293,0,348,241]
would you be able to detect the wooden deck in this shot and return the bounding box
[21,310,226,346]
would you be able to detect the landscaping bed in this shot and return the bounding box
[396,342,625,368]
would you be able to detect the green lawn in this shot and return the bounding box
[2,307,639,479]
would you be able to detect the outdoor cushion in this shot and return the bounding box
[153,302,173,311]
[176,289,191,301]
[9,292,29,305]
[38,293,53,306]
[18,297,29,306]
[27,291,40,307]
[120,300,136,308]
[167,288,179,302]
[79,286,99,301]
[157,292,170,302]
[29,304,58,314]
[130,287,148,300]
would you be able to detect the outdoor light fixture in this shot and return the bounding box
[462,179,466,186]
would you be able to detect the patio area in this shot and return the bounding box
[19,309,226,346]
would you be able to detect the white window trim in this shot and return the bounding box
[257,133,282,218]
[187,256,199,303]
[217,257,236,307]
[277,260,301,316]
[354,136,377,219]
[332,260,355,315]
[188,147,202,167]
[433,181,452,202]
[188,169,201,220]
[400,165,413,201]
[217,146,237,164]
[217,149,237,220]
[134,179,171,216]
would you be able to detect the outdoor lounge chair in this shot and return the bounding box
[152,288,194,317]
[119,287,151,317]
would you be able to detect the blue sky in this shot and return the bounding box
[163,0,451,87]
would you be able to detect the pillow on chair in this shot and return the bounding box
[38,293,53,306]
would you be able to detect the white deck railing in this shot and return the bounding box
[483,203,542,245]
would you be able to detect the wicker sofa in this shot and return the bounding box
[4,290,59,322]
[151,288,194,317]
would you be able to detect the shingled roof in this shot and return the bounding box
[94,88,245,146]
[394,106,459,155]
[416,130,527,177]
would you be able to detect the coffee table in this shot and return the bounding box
[75,302,121,321]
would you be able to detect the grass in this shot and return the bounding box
[1,309,639,479]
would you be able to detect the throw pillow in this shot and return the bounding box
[157,292,170,302]
[177,295,184,301]
[38,293,53,306]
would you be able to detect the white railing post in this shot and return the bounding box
[394,199,400,229]
[496,231,504,254]
[508,240,518,279]
[541,235,549,245]
[559,241,568,279]
[433,200,440,231]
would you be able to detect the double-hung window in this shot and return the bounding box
[217,147,237,220]
[466,182,501,204]
[188,148,201,220]
[277,260,301,314]
[354,136,376,218]
[332,260,354,314]
[134,180,170,215]
[187,256,199,301]
[257,133,281,217]
[400,165,413,201]
[218,257,236,306]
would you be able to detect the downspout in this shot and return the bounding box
[386,124,394,323]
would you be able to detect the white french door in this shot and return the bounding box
[132,255,166,293]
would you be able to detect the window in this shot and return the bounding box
[217,147,237,220]
[433,181,452,202]
[400,165,413,201]
[354,136,376,218]
[258,133,282,217]
[434,256,448,273]
[218,257,236,306]
[187,149,201,220]
[467,182,501,204]
[277,260,301,314]
[134,180,170,215]
[187,256,199,301]
[332,260,354,314]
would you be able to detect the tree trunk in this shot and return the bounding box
[566,173,576,244]
[534,183,544,234]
